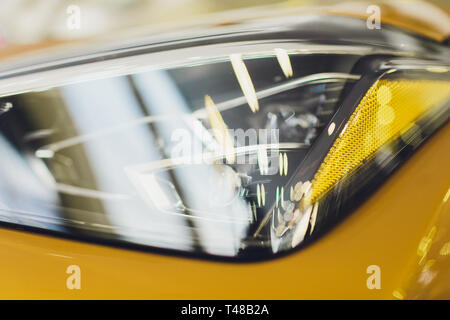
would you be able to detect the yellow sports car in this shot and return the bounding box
[0,0,448,300]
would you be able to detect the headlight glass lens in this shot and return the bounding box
[0,29,449,259]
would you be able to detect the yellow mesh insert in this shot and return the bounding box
[311,79,450,202]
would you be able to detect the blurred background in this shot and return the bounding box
[0,0,284,45]
[0,0,448,58]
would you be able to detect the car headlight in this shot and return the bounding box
[0,14,448,259]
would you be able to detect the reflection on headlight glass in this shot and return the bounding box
[0,48,448,259]
[0,51,361,257]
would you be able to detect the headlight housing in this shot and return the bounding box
[0,14,448,259]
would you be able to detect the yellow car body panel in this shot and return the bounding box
[0,123,448,300]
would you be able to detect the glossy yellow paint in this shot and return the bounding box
[0,123,448,299]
